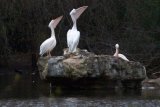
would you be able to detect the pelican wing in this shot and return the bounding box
[67,30,71,48]
[71,31,80,52]
[67,30,80,52]
[39,37,56,56]
[118,54,129,61]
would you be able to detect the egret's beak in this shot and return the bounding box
[74,6,88,20]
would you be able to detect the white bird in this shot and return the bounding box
[113,44,129,61]
[67,6,88,53]
[39,16,63,57]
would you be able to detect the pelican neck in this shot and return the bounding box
[50,27,55,37]
[72,21,77,30]
[115,48,119,56]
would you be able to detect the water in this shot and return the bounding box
[0,68,160,107]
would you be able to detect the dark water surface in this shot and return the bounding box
[0,69,160,107]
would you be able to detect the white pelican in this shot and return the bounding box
[113,44,129,61]
[39,16,63,57]
[67,6,88,53]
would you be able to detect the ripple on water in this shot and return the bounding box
[0,98,160,107]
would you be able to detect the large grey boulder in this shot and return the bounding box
[37,49,146,89]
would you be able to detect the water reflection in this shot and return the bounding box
[142,89,160,99]
[0,69,160,107]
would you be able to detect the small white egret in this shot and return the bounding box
[113,44,129,61]
[39,16,63,57]
[67,6,88,53]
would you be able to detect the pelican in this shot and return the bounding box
[113,44,129,61]
[39,16,63,57]
[67,6,88,53]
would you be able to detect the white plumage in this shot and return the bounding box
[113,44,129,61]
[67,6,88,53]
[39,37,56,56]
[67,30,80,52]
[39,16,63,57]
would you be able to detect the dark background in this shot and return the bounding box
[0,0,159,77]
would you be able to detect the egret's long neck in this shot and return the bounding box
[71,15,77,30]
[50,27,55,38]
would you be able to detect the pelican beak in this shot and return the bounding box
[52,15,63,28]
[74,6,88,20]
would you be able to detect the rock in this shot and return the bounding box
[147,78,160,86]
[142,78,160,89]
[37,56,49,79]
[37,49,146,89]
